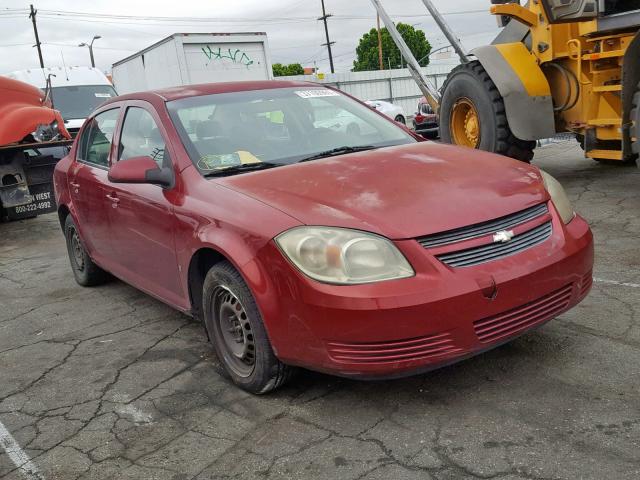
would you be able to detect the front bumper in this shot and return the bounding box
[255,213,593,379]
[413,121,439,136]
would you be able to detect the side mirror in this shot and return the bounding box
[108,156,173,188]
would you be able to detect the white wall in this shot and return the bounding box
[278,65,455,118]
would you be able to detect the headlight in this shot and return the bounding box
[275,227,414,285]
[31,120,60,143]
[540,170,575,224]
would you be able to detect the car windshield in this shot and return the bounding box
[50,85,117,121]
[167,87,416,175]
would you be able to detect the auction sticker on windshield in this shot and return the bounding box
[294,90,340,99]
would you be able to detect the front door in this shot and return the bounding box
[67,108,120,263]
[105,104,184,306]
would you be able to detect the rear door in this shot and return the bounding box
[105,102,184,306]
[68,107,120,262]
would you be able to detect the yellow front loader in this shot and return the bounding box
[372,0,640,165]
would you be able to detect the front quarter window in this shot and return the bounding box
[118,107,167,168]
[77,108,119,168]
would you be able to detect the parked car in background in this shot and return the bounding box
[55,81,593,394]
[414,97,439,138]
[6,66,117,136]
[365,99,406,125]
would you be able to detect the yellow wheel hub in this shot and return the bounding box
[450,98,481,148]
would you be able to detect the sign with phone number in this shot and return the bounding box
[5,184,57,220]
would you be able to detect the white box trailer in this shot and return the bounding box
[112,32,273,94]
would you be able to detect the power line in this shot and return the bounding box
[28,7,488,23]
[38,9,315,22]
[37,15,314,27]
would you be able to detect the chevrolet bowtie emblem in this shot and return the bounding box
[493,230,515,243]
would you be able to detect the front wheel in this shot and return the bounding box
[394,114,406,125]
[440,61,535,162]
[203,261,295,394]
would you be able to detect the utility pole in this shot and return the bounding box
[318,0,335,74]
[29,4,44,68]
[377,14,384,70]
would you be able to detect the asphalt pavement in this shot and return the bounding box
[1,140,638,479]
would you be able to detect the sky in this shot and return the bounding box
[0,0,501,74]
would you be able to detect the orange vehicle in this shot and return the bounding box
[0,76,71,221]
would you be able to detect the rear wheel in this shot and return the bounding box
[203,261,295,394]
[394,114,406,125]
[64,215,109,286]
[440,61,536,162]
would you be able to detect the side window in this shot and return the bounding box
[544,0,598,22]
[77,108,119,168]
[118,107,166,168]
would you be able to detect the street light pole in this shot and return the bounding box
[79,35,101,68]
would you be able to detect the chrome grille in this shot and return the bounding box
[436,221,552,268]
[418,203,549,249]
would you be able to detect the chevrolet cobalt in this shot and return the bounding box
[54,81,594,393]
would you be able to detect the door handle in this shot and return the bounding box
[106,193,120,207]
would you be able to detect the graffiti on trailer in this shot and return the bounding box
[202,46,255,68]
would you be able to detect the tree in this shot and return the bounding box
[272,63,305,77]
[353,23,431,72]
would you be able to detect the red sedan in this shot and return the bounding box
[54,81,593,393]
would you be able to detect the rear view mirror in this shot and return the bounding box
[108,156,173,187]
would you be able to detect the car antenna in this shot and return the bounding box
[60,50,70,81]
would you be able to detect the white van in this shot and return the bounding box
[5,66,117,135]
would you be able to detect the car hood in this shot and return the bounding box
[217,142,548,240]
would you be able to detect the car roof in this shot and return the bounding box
[104,80,323,105]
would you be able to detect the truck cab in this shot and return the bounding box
[5,66,117,137]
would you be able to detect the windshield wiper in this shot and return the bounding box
[298,145,379,163]
[203,162,280,177]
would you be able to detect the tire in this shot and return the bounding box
[64,215,109,286]
[440,61,536,162]
[631,82,640,167]
[202,261,295,394]
[394,114,406,125]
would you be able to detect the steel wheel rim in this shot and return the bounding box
[70,229,85,271]
[212,285,255,377]
[450,98,480,148]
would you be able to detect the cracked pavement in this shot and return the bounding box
[1,141,639,479]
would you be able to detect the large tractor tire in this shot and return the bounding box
[440,61,536,162]
[632,82,640,167]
